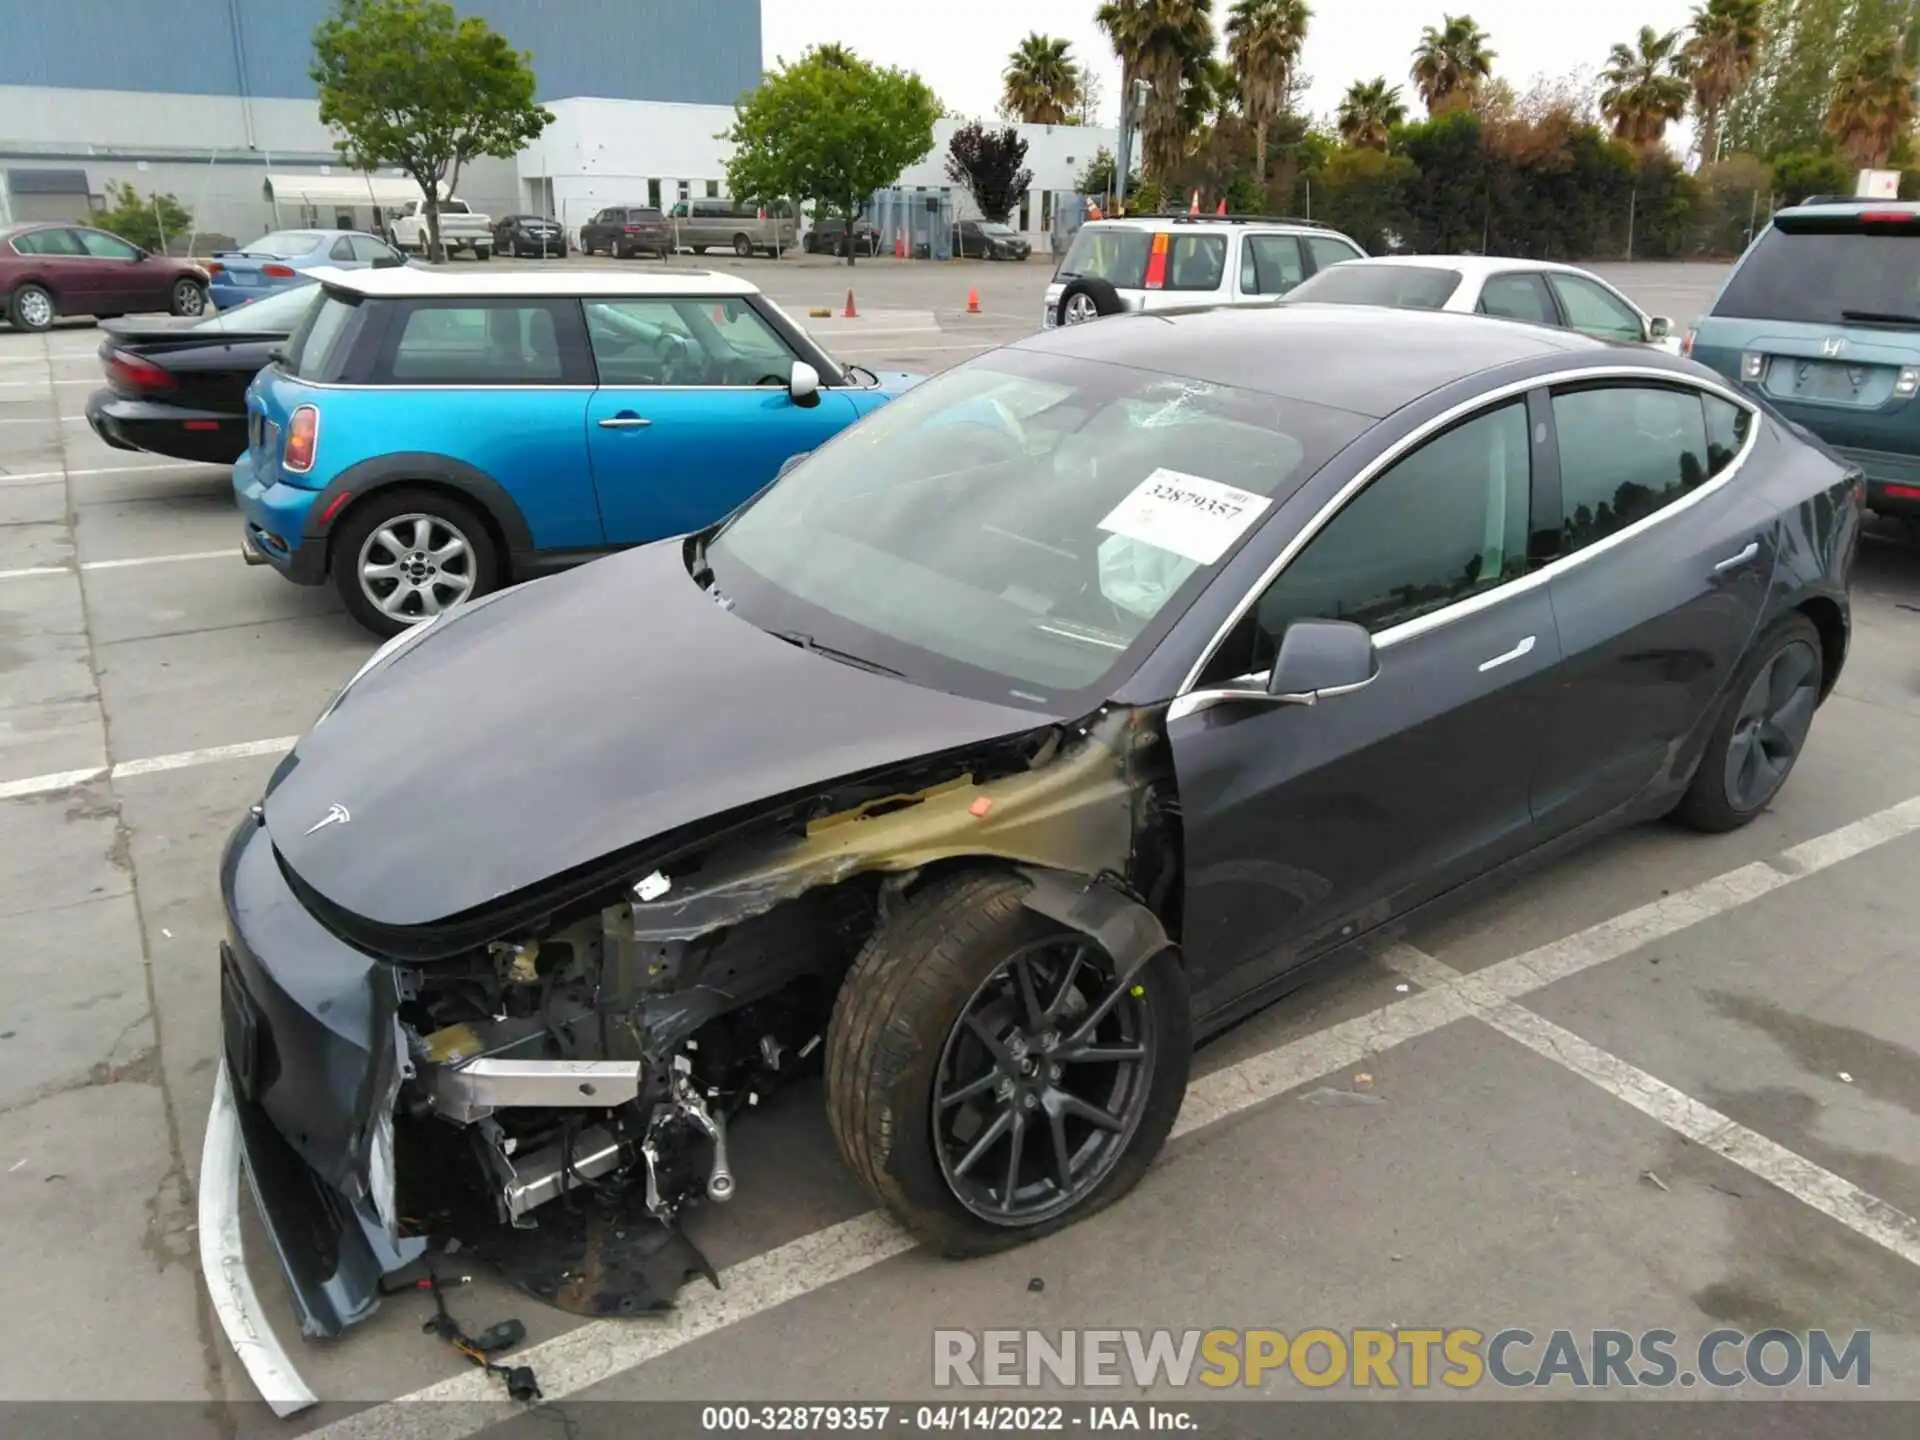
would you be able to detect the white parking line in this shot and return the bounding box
[0,460,219,487]
[309,791,1920,1433]
[0,734,297,801]
[1382,944,1920,1268]
[0,549,238,582]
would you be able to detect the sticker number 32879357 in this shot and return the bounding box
[1096,468,1272,566]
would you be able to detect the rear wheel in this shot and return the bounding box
[9,283,55,332]
[169,278,207,317]
[1674,614,1823,833]
[330,488,499,639]
[825,870,1190,1256]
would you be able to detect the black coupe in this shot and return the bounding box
[206,303,1860,1400]
[86,279,320,465]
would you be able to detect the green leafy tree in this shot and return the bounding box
[95,182,194,253]
[311,0,551,262]
[1002,33,1082,124]
[1076,146,1141,198]
[723,46,939,266]
[1097,0,1218,180]
[1722,0,1855,156]
[1411,13,1496,116]
[945,123,1034,223]
[1226,0,1311,185]
[1314,146,1416,251]
[1827,28,1918,164]
[1337,77,1409,148]
[1768,146,1855,198]
[1600,26,1691,148]
[1682,0,1768,163]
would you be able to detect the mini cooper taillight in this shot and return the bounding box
[282,404,319,473]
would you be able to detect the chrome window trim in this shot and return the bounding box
[1172,364,1764,702]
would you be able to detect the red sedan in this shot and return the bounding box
[1,222,210,332]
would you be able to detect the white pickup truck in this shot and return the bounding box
[385,197,494,259]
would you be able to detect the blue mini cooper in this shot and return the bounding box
[234,267,921,635]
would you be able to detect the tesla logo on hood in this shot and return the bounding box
[304,803,351,835]
[1821,336,1848,358]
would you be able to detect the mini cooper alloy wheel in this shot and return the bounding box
[357,512,477,622]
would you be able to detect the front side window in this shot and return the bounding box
[330,236,356,261]
[347,234,394,263]
[1241,235,1306,296]
[1165,234,1227,291]
[1237,401,1533,666]
[385,301,570,384]
[78,229,140,259]
[584,298,794,386]
[1548,274,1644,342]
[1553,385,1713,551]
[1305,235,1364,271]
[708,350,1368,704]
[1478,272,1558,325]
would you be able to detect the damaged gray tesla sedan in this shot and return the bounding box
[206,303,1860,1408]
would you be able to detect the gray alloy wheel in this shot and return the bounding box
[10,283,55,331]
[356,512,478,623]
[1062,291,1101,325]
[1722,637,1820,812]
[170,279,207,317]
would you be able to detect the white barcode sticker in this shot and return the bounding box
[1096,468,1271,565]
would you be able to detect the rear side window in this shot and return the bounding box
[1058,227,1152,288]
[1287,263,1461,310]
[1714,217,1920,325]
[283,292,363,381]
[1241,235,1305,296]
[1478,272,1558,325]
[1552,385,1713,551]
[1704,394,1753,474]
[1304,235,1363,271]
[13,228,85,256]
[1164,234,1227,291]
[384,301,577,385]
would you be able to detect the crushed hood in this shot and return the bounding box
[263,540,1055,929]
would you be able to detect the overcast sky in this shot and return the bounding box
[762,0,1703,132]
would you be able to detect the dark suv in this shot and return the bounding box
[1689,199,1920,534]
[579,206,670,259]
[805,216,882,257]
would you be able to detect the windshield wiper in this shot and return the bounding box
[769,630,903,678]
[1840,308,1920,326]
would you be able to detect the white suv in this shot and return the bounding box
[1044,215,1368,328]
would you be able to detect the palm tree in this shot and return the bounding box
[1600,26,1691,147]
[1681,0,1765,165]
[1827,31,1918,167]
[1410,13,1495,115]
[1226,0,1311,185]
[1337,76,1408,148]
[1002,33,1082,125]
[1098,0,1218,182]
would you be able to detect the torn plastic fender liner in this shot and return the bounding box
[1015,865,1176,985]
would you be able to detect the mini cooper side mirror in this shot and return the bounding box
[789,360,821,408]
[1266,619,1379,703]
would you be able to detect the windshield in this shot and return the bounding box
[707,349,1368,707]
[243,231,324,258]
[1056,227,1152,288]
[192,280,321,332]
[1714,221,1920,325]
[1286,264,1462,310]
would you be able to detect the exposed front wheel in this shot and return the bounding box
[9,283,55,332]
[1674,614,1823,833]
[825,871,1190,1256]
[329,488,499,638]
[170,278,208,317]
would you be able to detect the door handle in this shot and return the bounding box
[598,414,651,429]
[1712,540,1760,575]
[1478,634,1536,673]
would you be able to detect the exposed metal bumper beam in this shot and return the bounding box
[197,1061,318,1417]
[428,1056,643,1123]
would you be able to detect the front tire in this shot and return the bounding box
[825,870,1189,1256]
[1674,613,1824,833]
[329,488,499,639]
[9,283,55,332]
[169,278,208,317]
[474,247,491,261]
[733,233,754,257]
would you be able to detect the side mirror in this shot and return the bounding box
[789,360,821,408]
[1647,315,1673,342]
[1265,619,1379,703]
[132,246,150,261]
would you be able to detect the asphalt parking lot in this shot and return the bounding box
[3,252,1920,1433]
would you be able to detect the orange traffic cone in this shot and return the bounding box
[1216,197,1228,215]
[712,303,726,323]
[842,289,858,318]
[966,287,981,314]
[1188,189,1200,215]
